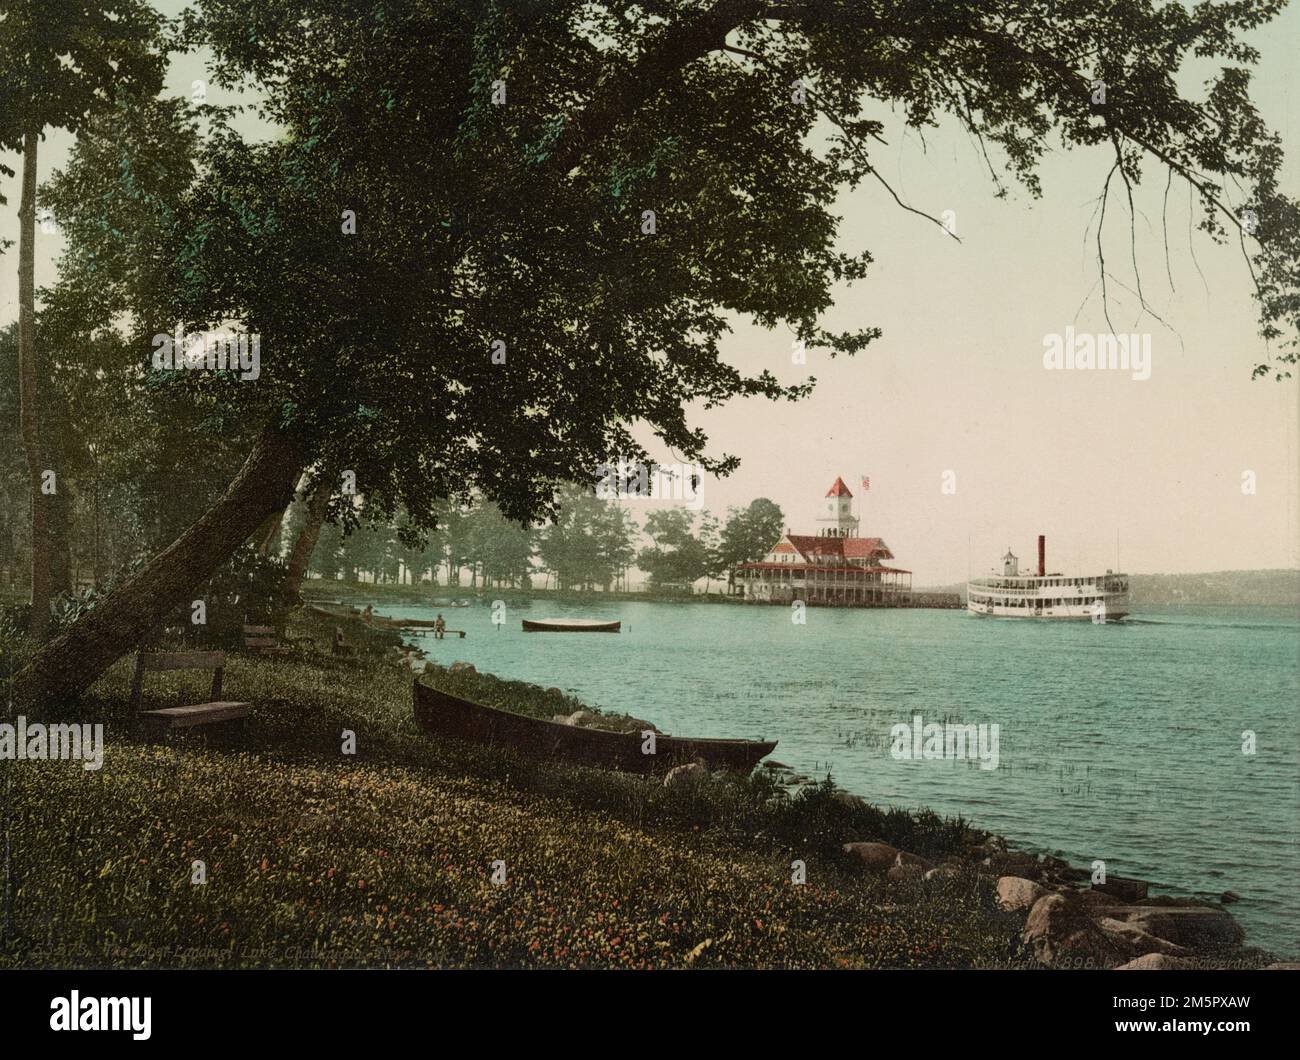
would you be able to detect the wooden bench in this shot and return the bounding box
[129,651,251,739]
[242,624,293,655]
[332,626,357,657]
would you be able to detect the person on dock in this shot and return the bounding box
[434,613,446,640]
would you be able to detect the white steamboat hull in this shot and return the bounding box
[966,599,1129,621]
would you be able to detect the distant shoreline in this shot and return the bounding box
[304,570,1300,610]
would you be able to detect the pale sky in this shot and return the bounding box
[3,3,1297,585]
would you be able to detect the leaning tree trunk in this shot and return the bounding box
[12,427,303,708]
[281,475,332,605]
[17,125,50,643]
[253,503,289,555]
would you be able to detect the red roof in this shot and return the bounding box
[826,476,853,498]
[784,534,894,561]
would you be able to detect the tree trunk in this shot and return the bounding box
[12,427,304,707]
[254,504,289,555]
[48,484,73,597]
[282,475,332,605]
[17,125,49,642]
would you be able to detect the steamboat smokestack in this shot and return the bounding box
[1037,534,1046,577]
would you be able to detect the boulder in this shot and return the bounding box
[564,710,600,727]
[924,864,962,882]
[842,841,900,874]
[1073,888,1133,915]
[1023,893,1126,968]
[448,661,476,674]
[895,850,935,873]
[663,763,708,789]
[1116,953,1200,971]
[550,714,570,724]
[1092,876,1149,902]
[887,863,924,884]
[1098,917,1189,957]
[985,851,1043,880]
[975,835,1008,856]
[1120,905,1244,951]
[997,876,1048,912]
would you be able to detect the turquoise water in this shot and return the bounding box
[386,597,1300,956]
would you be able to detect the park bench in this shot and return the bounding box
[129,651,250,739]
[332,626,357,657]
[242,623,293,655]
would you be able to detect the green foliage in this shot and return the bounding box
[716,498,785,584]
[0,610,1040,969]
[637,508,712,588]
[0,0,166,156]
[154,546,290,648]
[536,485,637,591]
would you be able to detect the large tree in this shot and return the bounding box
[14,0,1298,704]
[717,497,785,590]
[639,508,713,589]
[0,0,166,642]
[538,486,636,591]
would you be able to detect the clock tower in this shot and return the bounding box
[818,477,859,537]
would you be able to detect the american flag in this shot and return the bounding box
[861,475,870,491]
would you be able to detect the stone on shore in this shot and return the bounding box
[842,841,899,874]
[886,862,924,884]
[1116,953,1201,970]
[448,661,476,674]
[984,850,1043,880]
[997,876,1048,911]
[1092,876,1149,902]
[1023,893,1126,968]
[1097,917,1189,958]
[1119,905,1244,951]
[894,850,935,873]
[663,763,707,788]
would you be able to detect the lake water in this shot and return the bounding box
[382,596,1300,956]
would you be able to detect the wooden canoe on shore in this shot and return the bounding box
[413,681,776,774]
[522,618,621,633]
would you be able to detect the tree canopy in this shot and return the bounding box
[10,0,1298,703]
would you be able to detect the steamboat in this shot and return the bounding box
[967,535,1129,622]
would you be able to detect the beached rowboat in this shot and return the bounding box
[413,681,776,773]
[522,618,621,633]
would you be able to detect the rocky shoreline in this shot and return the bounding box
[388,634,1287,971]
[833,790,1290,970]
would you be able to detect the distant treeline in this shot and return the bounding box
[1129,570,1300,606]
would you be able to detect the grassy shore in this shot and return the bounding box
[2,607,1038,968]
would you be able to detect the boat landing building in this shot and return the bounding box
[734,477,913,607]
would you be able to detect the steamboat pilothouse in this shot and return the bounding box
[967,535,1129,621]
